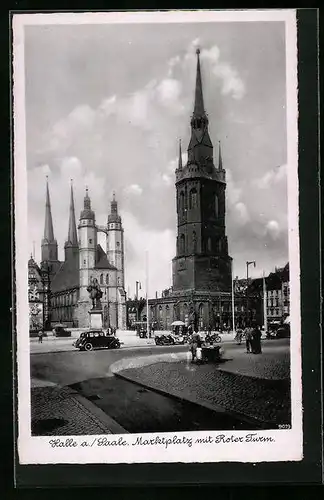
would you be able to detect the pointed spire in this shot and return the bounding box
[178,139,183,170]
[193,48,205,118]
[218,140,223,170]
[111,191,118,214]
[80,186,95,221]
[43,176,55,242]
[66,180,78,245]
[108,191,121,223]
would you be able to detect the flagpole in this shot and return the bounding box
[145,251,149,337]
[231,260,235,334]
[263,271,268,333]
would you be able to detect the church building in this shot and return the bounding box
[148,49,233,331]
[29,180,126,330]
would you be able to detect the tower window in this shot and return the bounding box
[83,260,86,266]
[180,191,185,215]
[100,274,104,285]
[180,234,185,254]
[106,274,109,285]
[192,231,197,253]
[189,188,198,210]
[215,195,219,217]
[117,242,120,247]
[89,239,92,244]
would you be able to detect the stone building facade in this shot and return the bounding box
[32,180,126,330]
[147,49,234,332]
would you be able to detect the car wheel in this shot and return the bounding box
[84,342,93,351]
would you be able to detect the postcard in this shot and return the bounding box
[13,9,302,465]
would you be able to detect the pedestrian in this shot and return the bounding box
[252,324,262,354]
[189,331,201,363]
[244,326,253,353]
[38,329,44,343]
[235,328,243,345]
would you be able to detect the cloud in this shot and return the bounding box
[253,164,287,189]
[124,184,143,196]
[265,220,280,240]
[122,211,175,296]
[234,202,250,225]
[212,62,245,100]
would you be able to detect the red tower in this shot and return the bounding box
[172,49,232,293]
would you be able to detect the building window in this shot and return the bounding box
[100,274,104,285]
[180,191,185,215]
[83,259,86,266]
[207,237,212,252]
[215,195,219,217]
[89,239,92,244]
[117,242,120,247]
[180,234,185,254]
[218,239,222,253]
[117,277,121,285]
[192,231,197,253]
[106,274,109,285]
[189,188,197,209]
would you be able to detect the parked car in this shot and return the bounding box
[73,330,121,351]
[53,325,71,337]
[155,333,185,346]
[275,324,290,338]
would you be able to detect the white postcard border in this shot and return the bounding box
[14,9,302,465]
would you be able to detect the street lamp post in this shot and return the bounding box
[246,260,256,325]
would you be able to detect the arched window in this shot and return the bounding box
[180,234,185,254]
[207,237,212,252]
[100,273,104,285]
[189,188,197,210]
[106,274,109,285]
[117,277,121,286]
[180,191,185,215]
[192,231,197,253]
[215,195,219,217]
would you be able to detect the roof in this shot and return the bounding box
[51,259,79,293]
[95,244,117,270]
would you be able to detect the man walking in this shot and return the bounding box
[38,329,44,343]
[244,326,253,353]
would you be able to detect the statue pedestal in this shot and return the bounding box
[89,309,103,329]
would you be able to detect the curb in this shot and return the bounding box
[69,388,128,435]
[114,371,273,430]
[30,344,186,355]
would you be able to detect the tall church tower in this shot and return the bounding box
[64,180,79,264]
[41,178,58,265]
[107,193,125,289]
[172,48,232,293]
[78,188,97,301]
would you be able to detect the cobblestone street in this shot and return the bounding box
[31,385,126,435]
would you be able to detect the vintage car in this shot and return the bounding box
[73,330,121,351]
[154,333,185,346]
[53,324,71,337]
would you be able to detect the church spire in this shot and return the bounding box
[66,180,78,246]
[218,141,223,170]
[41,176,58,263]
[108,191,121,223]
[193,48,206,119]
[178,139,183,170]
[43,176,55,242]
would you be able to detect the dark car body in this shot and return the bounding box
[73,330,121,351]
[155,334,185,346]
[275,324,290,338]
[53,326,71,337]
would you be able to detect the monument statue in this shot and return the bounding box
[87,277,103,310]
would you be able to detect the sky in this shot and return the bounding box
[24,19,290,298]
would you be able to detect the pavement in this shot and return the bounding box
[113,340,291,428]
[30,338,290,434]
[31,378,127,435]
[30,330,237,354]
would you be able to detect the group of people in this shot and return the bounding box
[235,324,262,354]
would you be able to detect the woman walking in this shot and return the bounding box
[252,324,262,354]
[244,326,253,353]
